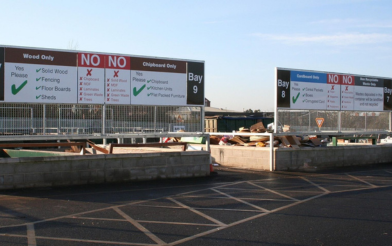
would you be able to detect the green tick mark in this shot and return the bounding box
[148,93,152,97]
[11,80,28,95]
[303,99,307,103]
[292,92,300,104]
[36,77,42,81]
[147,86,152,90]
[303,87,306,91]
[133,84,146,96]
[36,95,41,99]
[147,80,152,83]
[36,68,42,73]
[36,86,41,90]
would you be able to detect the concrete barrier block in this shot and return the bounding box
[71,160,90,171]
[200,164,210,174]
[80,171,91,180]
[1,175,22,185]
[15,162,52,173]
[0,158,20,164]
[24,173,44,184]
[0,163,15,174]
[95,170,105,182]
[0,184,14,189]
[44,172,63,183]
[105,169,131,181]
[173,166,187,176]
[142,153,162,158]
[167,156,182,166]
[52,162,71,172]
[187,165,201,174]
[89,160,105,170]
[137,158,154,167]
[153,156,167,166]
[252,150,270,158]
[104,158,123,169]
[122,157,139,168]
[145,168,159,178]
[256,158,270,170]
[180,155,194,165]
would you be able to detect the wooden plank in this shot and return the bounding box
[0,142,86,155]
[279,136,291,147]
[109,142,188,154]
[67,139,80,153]
[86,140,109,154]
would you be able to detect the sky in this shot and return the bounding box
[1,0,392,112]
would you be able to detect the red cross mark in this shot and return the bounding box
[331,85,335,90]
[345,86,349,91]
[113,70,119,78]
[86,69,92,76]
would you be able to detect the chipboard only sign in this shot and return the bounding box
[0,46,204,106]
[276,68,389,112]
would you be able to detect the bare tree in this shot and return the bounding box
[67,40,79,50]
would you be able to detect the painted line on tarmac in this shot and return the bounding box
[26,223,36,246]
[211,188,270,213]
[72,216,126,222]
[1,233,155,246]
[113,207,166,245]
[330,185,391,194]
[301,177,331,193]
[167,197,226,226]
[196,207,263,213]
[167,192,329,246]
[345,174,377,187]
[246,181,300,201]
[137,220,219,227]
[384,170,392,175]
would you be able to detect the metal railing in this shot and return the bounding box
[0,103,203,138]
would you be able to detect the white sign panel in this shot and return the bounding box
[4,48,77,103]
[130,71,186,105]
[78,53,105,104]
[130,57,187,106]
[289,71,327,110]
[105,55,131,105]
[353,76,384,111]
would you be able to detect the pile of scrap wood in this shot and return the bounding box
[210,122,327,148]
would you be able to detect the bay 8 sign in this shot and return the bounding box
[0,46,205,106]
[276,68,392,111]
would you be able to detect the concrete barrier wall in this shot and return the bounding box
[210,145,392,171]
[210,145,271,170]
[0,151,210,190]
[275,145,392,171]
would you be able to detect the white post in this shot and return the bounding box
[269,132,274,171]
[274,67,279,133]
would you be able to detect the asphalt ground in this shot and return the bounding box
[0,165,391,246]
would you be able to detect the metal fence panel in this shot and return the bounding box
[278,110,390,133]
[0,103,202,137]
